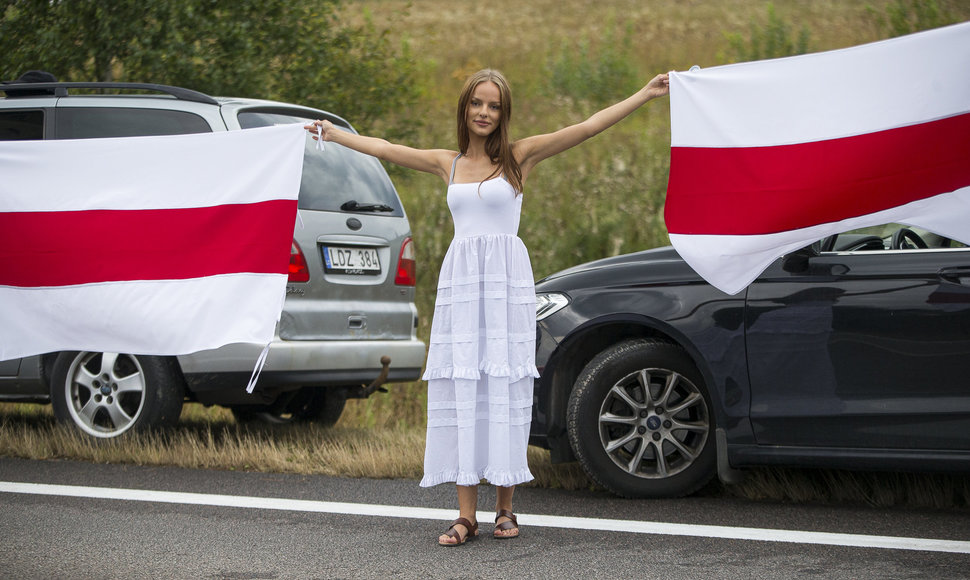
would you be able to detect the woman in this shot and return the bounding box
[306,69,669,546]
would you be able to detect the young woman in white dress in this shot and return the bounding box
[306,69,669,546]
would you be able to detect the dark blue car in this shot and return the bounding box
[530,224,970,497]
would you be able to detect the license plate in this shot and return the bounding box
[323,246,381,275]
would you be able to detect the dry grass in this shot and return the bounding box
[727,466,970,510]
[0,403,592,490]
[5,403,970,508]
[0,403,426,479]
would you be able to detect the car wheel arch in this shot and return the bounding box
[539,315,727,461]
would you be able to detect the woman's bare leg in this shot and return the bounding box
[439,484,479,544]
[494,485,518,538]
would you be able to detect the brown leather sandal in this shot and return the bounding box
[493,509,519,539]
[438,517,479,546]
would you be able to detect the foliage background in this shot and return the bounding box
[3,0,969,429]
[333,0,970,427]
[0,0,420,139]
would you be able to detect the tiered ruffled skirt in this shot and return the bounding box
[420,234,539,487]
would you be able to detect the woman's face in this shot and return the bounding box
[465,81,502,139]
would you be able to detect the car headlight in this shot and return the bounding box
[536,292,569,321]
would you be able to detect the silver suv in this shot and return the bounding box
[0,79,426,437]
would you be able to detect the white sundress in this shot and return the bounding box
[419,156,538,488]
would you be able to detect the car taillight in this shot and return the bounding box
[288,240,310,282]
[395,237,416,286]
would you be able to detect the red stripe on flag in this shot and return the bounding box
[0,200,297,287]
[665,112,970,235]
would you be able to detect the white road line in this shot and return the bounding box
[2,481,968,554]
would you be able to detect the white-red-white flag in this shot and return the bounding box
[666,22,970,295]
[0,124,306,360]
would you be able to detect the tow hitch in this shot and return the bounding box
[348,356,392,398]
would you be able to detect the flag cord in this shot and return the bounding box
[244,343,271,393]
[315,125,325,152]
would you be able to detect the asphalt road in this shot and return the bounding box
[1,457,969,579]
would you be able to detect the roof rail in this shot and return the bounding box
[0,82,219,105]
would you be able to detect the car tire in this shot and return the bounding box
[231,387,347,427]
[50,351,184,438]
[566,339,715,498]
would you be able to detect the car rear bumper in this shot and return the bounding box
[178,338,426,403]
[180,337,425,373]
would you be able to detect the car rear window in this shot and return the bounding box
[238,110,404,216]
[0,110,44,140]
[54,107,211,139]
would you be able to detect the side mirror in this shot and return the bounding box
[782,241,821,273]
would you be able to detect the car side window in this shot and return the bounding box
[55,107,211,139]
[820,223,969,253]
[0,110,44,141]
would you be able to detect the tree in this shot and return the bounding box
[0,0,419,137]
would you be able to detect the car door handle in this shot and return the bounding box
[938,267,970,285]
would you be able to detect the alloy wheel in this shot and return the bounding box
[597,367,710,479]
[62,352,147,437]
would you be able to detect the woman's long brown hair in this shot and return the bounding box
[456,69,523,194]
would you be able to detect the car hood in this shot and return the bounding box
[536,245,701,291]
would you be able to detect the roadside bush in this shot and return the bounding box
[868,0,966,38]
[546,17,640,109]
[723,3,812,62]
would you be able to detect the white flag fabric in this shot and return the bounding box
[665,22,970,295]
[0,124,306,360]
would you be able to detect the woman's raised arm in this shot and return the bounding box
[305,120,455,184]
[513,73,669,178]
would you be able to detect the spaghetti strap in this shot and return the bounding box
[448,154,462,185]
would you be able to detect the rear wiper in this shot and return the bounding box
[340,200,394,212]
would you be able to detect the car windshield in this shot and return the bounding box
[238,110,403,216]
